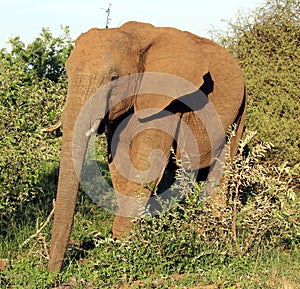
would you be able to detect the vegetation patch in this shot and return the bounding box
[218,0,299,172]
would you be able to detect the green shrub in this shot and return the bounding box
[3,26,73,83]
[0,27,73,228]
[218,0,300,173]
[133,130,298,256]
[1,131,299,288]
[76,131,299,288]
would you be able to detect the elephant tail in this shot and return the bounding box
[230,86,247,158]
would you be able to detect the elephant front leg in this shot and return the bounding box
[108,128,175,239]
[109,161,153,239]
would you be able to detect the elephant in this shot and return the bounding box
[48,21,247,272]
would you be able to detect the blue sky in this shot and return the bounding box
[0,0,263,49]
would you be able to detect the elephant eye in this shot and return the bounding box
[111,75,119,81]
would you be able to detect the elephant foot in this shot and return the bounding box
[112,215,134,239]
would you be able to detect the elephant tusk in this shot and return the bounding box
[86,118,102,137]
[86,127,96,137]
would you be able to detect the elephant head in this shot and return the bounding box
[48,21,246,272]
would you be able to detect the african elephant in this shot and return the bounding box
[48,21,246,272]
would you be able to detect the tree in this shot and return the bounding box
[219,0,300,173]
[1,26,74,82]
[0,27,73,226]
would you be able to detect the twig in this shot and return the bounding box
[19,200,55,249]
[245,127,261,143]
[193,250,228,260]
[41,120,61,133]
[232,183,242,256]
[38,234,50,259]
[102,3,112,28]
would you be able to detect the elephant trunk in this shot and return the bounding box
[48,77,101,272]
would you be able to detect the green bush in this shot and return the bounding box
[4,26,73,83]
[218,0,300,172]
[54,132,298,288]
[0,27,73,227]
[129,131,299,266]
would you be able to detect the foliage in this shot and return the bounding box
[75,132,300,287]
[118,131,299,281]
[1,26,73,83]
[0,27,72,228]
[1,133,299,288]
[218,0,300,172]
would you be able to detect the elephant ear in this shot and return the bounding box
[120,21,210,114]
